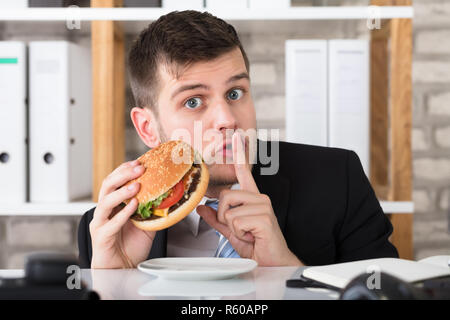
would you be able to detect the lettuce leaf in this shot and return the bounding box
[137,191,170,219]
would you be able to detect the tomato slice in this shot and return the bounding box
[157,180,185,209]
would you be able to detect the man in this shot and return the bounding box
[78,10,398,269]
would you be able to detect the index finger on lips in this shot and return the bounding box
[98,160,144,201]
[232,131,259,193]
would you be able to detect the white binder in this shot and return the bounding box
[328,40,370,175]
[285,40,328,147]
[0,42,27,203]
[29,41,92,202]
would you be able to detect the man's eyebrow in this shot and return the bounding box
[171,84,209,100]
[226,72,249,84]
[170,72,249,100]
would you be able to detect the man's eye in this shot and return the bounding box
[184,97,203,109]
[227,89,244,101]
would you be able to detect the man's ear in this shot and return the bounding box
[130,107,161,148]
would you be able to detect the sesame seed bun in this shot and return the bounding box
[131,160,209,231]
[124,140,209,231]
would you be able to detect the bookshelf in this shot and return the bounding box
[0,0,415,259]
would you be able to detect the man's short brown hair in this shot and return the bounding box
[128,10,250,116]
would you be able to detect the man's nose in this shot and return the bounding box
[210,100,237,131]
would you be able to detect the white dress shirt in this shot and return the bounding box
[166,183,240,257]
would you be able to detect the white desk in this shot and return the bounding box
[0,267,339,300]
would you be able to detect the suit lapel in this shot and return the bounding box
[252,139,290,233]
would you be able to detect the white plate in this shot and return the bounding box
[137,257,258,281]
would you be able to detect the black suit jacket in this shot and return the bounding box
[77,140,398,268]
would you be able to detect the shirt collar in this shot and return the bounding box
[185,183,240,237]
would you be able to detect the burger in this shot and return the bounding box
[124,140,209,231]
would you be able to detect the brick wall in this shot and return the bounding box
[0,0,449,268]
[410,0,450,259]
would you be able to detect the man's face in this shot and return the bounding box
[155,47,256,186]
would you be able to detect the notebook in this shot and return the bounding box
[301,256,450,289]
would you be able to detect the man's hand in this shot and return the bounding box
[197,132,303,266]
[90,160,155,269]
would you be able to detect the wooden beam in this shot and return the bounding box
[388,17,413,260]
[370,20,390,200]
[91,0,125,202]
[114,23,125,177]
[370,0,413,259]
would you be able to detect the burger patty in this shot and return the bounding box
[168,163,201,213]
[131,163,201,221]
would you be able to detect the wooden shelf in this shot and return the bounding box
[0,1,415,258]
[380,201,414,214]
[0,199,95,216]
[0,6,414,35]
[0,6,413,21]
[0,200,413,216]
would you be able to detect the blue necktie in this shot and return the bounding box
[205,200,240,258]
